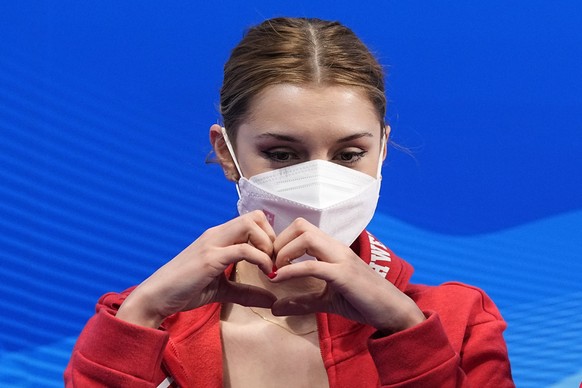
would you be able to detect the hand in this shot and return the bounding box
[116,211,277,328]
[269,218,425,333]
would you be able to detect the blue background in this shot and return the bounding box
[0,1,581,387]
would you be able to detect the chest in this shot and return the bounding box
[220,320,329,388]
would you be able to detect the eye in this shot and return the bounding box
[334,150,367,164]
[262,150,300,163]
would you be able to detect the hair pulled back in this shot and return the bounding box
[220,17,386,137]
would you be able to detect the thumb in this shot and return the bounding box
[271,291,328,316]
[218,281,277,308]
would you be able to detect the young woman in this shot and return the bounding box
[65,17,514,387]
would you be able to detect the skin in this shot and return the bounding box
[117,84,425,335]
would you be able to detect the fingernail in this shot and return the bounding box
[267,271,278,279]
[272,264,278,272]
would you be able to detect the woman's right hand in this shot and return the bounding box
[116,210,277,328]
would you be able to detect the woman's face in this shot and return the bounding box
[213,84,388,180]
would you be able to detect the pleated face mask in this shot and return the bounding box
[222,127,384,262]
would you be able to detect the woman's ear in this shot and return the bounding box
[209,124,240,182]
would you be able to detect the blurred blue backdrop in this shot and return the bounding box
[0,1,580,387]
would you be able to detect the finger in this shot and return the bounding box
[250,210,277,241]
[274,229,349,268]
[246,216,276,258]
[218,244,274,274]
[217,281,277,308]
[219,211,276,257]
[271,291,329,316]
[273,217,315,255]
[270,259,339,284]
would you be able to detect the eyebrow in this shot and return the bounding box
[255,132,299,142]
[337,132,374,143]
[255,131,374,143]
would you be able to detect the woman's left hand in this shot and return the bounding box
[270,218,426,334]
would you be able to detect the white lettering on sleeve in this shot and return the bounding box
[367,232,391,277]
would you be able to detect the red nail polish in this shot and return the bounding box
[267,271,277,279]
[272,264,278,272]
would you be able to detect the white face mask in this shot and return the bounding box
[222,127,384,262]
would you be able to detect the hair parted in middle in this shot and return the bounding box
[220,17,387,140]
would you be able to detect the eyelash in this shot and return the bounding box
[262,150,299,163]
[262,150,367,164]
[337,151,367,164]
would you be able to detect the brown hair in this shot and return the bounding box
[220,17,386,139]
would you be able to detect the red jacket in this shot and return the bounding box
[65,231,514,387]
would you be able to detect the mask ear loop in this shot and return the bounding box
[220,127,244,197]
[376,132,386,179]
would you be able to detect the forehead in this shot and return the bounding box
[241,84,381,135]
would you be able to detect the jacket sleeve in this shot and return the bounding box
[64,293,170,387]
[367,285,515,387]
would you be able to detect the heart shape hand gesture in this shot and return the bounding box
[117,211,424,333]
